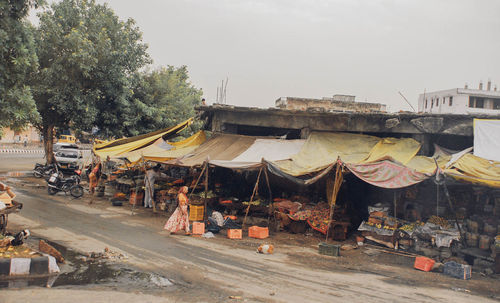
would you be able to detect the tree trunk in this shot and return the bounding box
[42,125,56,164]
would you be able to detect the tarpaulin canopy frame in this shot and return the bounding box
[93,118,194,158]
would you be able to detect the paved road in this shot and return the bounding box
[0,157,497,302]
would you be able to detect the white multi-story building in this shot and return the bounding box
[418,82,500,115]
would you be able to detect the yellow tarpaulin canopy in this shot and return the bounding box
[272,132,431,177]
[93,118,193,158]
[445,153,500,188]
[124,131,206,163]
[273,132,380,176]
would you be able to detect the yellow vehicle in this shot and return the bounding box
[58,135,76,144]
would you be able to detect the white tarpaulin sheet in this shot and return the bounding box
[474,119,500,162]
[232,139,305,162]
[210,139,305,169]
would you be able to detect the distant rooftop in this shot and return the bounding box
[275,95,386,113]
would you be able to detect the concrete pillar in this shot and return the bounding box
[300,127,311,139]
[412,134,432,156]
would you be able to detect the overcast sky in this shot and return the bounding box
[36,0,500,111]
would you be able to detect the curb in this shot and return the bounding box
[0,149,44,154]
[0,256,59,276]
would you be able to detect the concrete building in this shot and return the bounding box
[0,126,41,144]
[418,81,500,115]
[276,95,387,113]
[198,104,500,156]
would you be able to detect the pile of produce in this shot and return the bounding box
[242,199,263,206]
[427,215,450,229]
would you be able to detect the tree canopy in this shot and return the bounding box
[126,66,203,138]
[0,0,42,130]
[1,0,204,162]
[32,0,150,161]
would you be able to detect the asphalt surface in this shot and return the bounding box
[1,156,497,302]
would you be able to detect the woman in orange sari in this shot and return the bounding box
[164,186,190,234]
[88,162,102,195]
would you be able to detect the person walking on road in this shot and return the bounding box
[164,186,190,235]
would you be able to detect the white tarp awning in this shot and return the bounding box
[474,119,500,162]
[209,139,305,169]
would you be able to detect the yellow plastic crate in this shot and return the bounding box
[189,205,204,221]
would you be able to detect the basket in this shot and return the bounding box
[189,205,204,221]
[227,229,242,239]
[318,242,340,256]
[248,226,269,239]
[414,256,435,272]
[192,222,205,235]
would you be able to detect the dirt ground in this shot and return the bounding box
[19,176,500,298]
[1,159,500,302]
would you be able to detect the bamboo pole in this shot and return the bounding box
[188,162,207,200]
[243,167,263,227]
[262,162,273,227]
[393,191,397,219]
[203,161,209,221]
[325,160,343,242]
[130,159,138,216]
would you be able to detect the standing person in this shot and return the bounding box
[104,156,115,175]
[23,135,28,147]
[144,164,165,208]
[88,161,102,195]
[164,186,190,235]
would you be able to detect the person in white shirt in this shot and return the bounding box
[144,164,165,208]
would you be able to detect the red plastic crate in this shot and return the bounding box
[227,229,242,239]
[192,222,205,235]
[414,256,435,272]
[129,191,143,205]
[248,226,269,239]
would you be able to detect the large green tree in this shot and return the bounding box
[32,0,150,162]
[0,0,42,131]
[127,66,203,138]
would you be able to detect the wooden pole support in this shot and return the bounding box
[243,166,263,227]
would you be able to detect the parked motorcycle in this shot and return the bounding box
[33,163,57,180]
[34,162,81,179]
[47,170,84,198]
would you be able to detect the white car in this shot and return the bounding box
[54,148,83,171]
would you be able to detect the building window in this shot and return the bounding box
[425,99,428,109]
[494,99,500,110]
[435,98,439,106]
[431,99,434,108]
[449,96,453,106]
[469,96,487,108]
[476,98,484,108]
[443,97,446,104]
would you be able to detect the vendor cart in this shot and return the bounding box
[0,201,23,235]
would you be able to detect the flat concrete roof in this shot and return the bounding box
[198,104,500,137]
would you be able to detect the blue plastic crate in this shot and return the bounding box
[443,261,471,280]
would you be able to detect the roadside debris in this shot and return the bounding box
[202,231,215,238]
[85,247,127,261]
[341,243,358,251]
[39,240,65,263]
[257,244,274,254]
[0,229,30,247]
